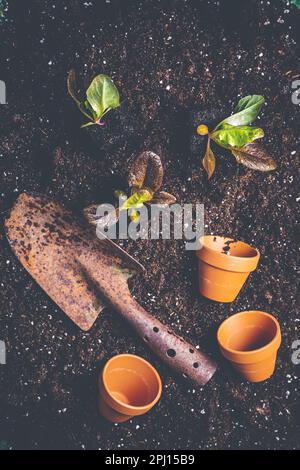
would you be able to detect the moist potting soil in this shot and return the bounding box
[0,0,299,450]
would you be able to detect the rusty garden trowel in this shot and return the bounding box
[5,193,216,387]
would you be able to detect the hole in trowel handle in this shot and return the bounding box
[121,300,217,387]
[166,349,176,358]
[147,323,202,375]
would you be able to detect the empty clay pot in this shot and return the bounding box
[196,235,260,302]
[217,310,281,382]
[98,354,162,423]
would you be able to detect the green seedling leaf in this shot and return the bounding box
[217,95,265,128]
[202,139,216,179]
[121,189,153,210]
[86,74,120,121]
[125,189,153,223]
[211,124,264,149]
[68,71,120,126]
[84,99,98,120]
[231,142,277,171]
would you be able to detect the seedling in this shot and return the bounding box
[67,70,120,128]
[197,95,277,178]
[84,151,176,226]
[124,151,176,221]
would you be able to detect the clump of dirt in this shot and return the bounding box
[0,0,299,450]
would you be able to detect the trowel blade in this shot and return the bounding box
[4,192,144,331]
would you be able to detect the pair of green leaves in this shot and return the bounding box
[212,123,264,149]
[67,70,120,128]
[201,95,277,178]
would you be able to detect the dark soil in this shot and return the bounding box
[0,0,299,450]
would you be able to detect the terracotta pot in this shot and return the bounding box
[98,354,162,423]
[217,310,281,382]
[196,235,260,302]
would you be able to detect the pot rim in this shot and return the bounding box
[196,235,260,272]
[217,310,281,358]
[101,354,162,413]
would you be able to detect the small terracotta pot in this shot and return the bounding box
[217,311,281,382]
[98,354,162,423]
[196,235,260,302]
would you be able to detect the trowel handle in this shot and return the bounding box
[114,297,217,387]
